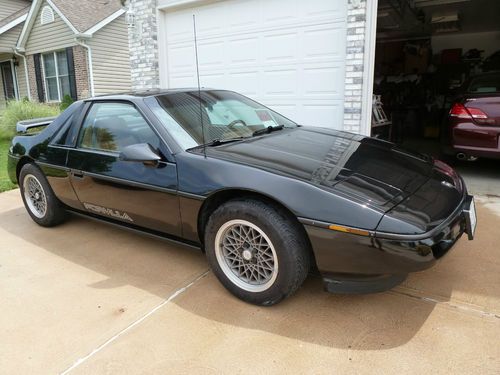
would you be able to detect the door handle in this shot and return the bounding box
[72,170,84,179]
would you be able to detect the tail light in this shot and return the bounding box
[449,103,494,124]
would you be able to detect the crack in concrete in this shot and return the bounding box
[390,288,500,320]
[59,270,211,375]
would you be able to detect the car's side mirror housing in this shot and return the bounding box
[119,143,161,166]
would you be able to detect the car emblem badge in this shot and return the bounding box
[83,202,133,222]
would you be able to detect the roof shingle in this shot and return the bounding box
[50,0,123,33]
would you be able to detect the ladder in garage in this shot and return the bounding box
[372,95,392,140]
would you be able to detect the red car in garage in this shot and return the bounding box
[447,72,500,160]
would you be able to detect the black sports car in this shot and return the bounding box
[7,89,476,305]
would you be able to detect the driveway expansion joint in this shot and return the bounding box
[59,269,211,375]
[390,287,500,320]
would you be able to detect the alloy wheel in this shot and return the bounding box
[214,219,278,292]
[23,174,47,219]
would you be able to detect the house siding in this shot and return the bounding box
[0,23,23,51]
[88,14,131,95]
[0,0,30,21]
[25,1,75,55]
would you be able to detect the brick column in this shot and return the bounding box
[343,0,368,134]
[73,45,90,99]
[127,0,159,90]
[26,55,40,102]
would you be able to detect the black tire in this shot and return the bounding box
[205,199,310,306]
[19,163,67,227]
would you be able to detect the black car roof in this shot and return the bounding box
[89,88,217,100]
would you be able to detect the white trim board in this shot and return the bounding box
[157,0,223,11]
[83,9,126,36]
[360,0,378,136]
[0,13,28,35]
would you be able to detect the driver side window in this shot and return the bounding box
[78,102,160,152]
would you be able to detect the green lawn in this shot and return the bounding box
[0,138,16,192]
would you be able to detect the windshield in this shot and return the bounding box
[146,90,297,149]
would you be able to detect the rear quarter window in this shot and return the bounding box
[468,75,500,93]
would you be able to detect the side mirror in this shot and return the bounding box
[119,143,161,166]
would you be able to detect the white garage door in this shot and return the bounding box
[159,0,347,128]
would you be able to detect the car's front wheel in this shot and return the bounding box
[205,199,310,305]
[19,163,67,227]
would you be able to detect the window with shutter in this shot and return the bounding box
[41,51,72,102]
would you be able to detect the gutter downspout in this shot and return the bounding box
[75,35,95,97]
[13,48,31,101]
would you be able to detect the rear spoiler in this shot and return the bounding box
[16,116,57,134]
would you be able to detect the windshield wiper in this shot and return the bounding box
[252,124,285,137]
[187,137,246,150]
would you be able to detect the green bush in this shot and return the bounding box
[0,100,60,140]
[59,94,74,111]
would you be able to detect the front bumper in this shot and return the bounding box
[301,194,474,292]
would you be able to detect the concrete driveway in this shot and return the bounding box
[0,189,499,374]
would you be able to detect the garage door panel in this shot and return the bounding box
[228,37,259,65]
[228,0,261,28]
[262,100,344,128]
[225,71,259,95]
[195,6,226,34]
[302,66,345,98]
[302,26,346,61]
[301,103,344,129]
[263,33,298,62]
[262,103,301,125]
[198,41,225,67]
[164,12,193,43]
[263,0,299,22]
[262,69,297,96]
[169,74,198,88]
[300,0,347,20]
[161,0,347,128]
[197,72,226,88]
[167,44,194,71]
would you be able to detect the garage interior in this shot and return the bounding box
[372,0,500,161]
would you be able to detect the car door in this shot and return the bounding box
[66,101,181,236]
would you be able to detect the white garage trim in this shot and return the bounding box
[360,0,378,136]
[157,8,168,88]
[157,0,218,11]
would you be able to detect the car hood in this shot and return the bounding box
[202,127,434,211]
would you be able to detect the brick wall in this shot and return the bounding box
[26,54,40,101]
[126,0,159,90]
[343,0,368,134]
[73,45,90,99]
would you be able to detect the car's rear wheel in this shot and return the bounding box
[205,199,310,305]
[19,163,67,227]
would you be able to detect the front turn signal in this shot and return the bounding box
[328,224,370,237]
